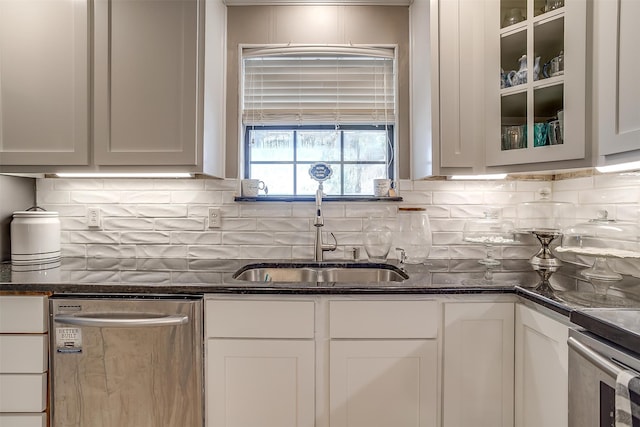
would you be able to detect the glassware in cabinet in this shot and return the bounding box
[488,0,585,167]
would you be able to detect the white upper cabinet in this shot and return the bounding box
[592,0,640,164]
[0,0,89,166]
[485,0,587,169]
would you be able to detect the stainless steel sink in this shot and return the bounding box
[232,262,408,283]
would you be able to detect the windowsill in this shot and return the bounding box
[234,196,403,202]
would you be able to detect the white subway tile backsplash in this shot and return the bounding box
[33,173,640,265]
[188,245,241,259]
[257,218,311,232]
[219,218,257,231]
[273,232,315,246]
[171,190,222,204]
[579,187,639,204]
[96,205,139,217]
[103,218,154,230]
[400,192,432,205]
[594,172,640,189]
[135,245,188,259]
[222,232,275,245]
[432,232,464,245]
[69,271,120,283]
[242,204,293,218]
[69,231,120,244]
[61,217,92,231]
[154,218,204,231]
[38,191,71,204]
[120,191,171,204]
[240,246,292,259]
[104,179,155,190]
[70,191,120,204]
[171,232,221,245]
[154,178,205,190]
[136,205,188,218]
[121,232,171,244]
[433,191,484,205]
[120,271,172,284]
[54,179,104,190]
[61,244,86,258]
[87,245,136,258]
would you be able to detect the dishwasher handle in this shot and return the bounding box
[53,313,189,328]
[567,336,639,378]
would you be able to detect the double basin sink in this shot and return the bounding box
[233,262,408,284]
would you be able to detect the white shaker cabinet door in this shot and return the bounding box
[0,0,89,166]
[442,302,515,427]
[329,339,438,427]
[594,0,640,160]
[515,304,569,427]
[206,339,315,427]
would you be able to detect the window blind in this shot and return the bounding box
[242,46,396,125]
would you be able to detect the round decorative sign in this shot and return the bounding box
[308,163,333,182]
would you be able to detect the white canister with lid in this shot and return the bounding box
[11,209,61,263]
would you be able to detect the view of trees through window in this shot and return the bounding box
[245,125,393,196]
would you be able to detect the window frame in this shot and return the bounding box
[243,124,395,197]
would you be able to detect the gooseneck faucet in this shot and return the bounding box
[314,182,337,261]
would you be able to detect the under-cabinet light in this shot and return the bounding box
[55,172,194,178]
[449,174,508,180]
[595,161,640,174]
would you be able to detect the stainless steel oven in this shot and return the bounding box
[568,328,640,427]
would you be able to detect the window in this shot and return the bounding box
[241,45,397,197]
[246,125,393,196]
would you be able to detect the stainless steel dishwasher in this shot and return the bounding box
[50,294,203,427]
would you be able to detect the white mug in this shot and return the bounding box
[373,179,393,197]
[241,179,267,197]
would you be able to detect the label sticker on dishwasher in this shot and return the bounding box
[56,327,83,353]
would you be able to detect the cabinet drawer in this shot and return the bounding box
[0,373,46,412]
[0,296,47,333]
[206,300,315,338]
[0,413,46,427]
[329,300,439,339]
[0,335,48,373]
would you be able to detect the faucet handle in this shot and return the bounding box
[395,247,406,265]
[325,232,338,251]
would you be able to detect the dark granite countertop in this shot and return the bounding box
[3,256,640,351]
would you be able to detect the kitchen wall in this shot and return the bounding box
[0,175,35,261]
[34,171,640,276]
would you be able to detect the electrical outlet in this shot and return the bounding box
[87,207,101,228]
[208,207,222,228]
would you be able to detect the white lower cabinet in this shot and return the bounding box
[205,295,571,427]
[515,304,569,427]
[328,300,439,427]
[205,296,439,427]
[0,295,48,424]
[329,340,437,427]
[207,339,315,427]
[442,301,515,427]
[205,298,316,427]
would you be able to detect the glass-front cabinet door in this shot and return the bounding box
[485,0,587,168]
